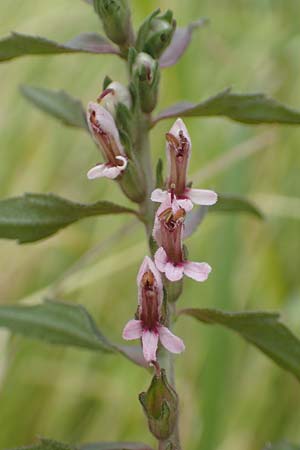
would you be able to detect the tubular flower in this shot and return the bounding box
[153,194,212,282]
[87,102,128,180]
[122,256,185,363]
[151,118,218,212]
[98,81,132,117]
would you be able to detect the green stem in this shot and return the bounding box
[157,304,182,450]
[135,114,155,237]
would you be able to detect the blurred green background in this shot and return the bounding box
[0,0,300,449]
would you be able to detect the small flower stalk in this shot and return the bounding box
[151,118,218,212]
[122,256,185,364]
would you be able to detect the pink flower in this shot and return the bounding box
[151,118,218,212]
[153,194,212,282]
[122,256,185,363]
[87,102,128,180]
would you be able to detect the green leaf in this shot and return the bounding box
[80,443,154,450]
[184,193,262,239]
[0,300,113,352]
[9,438,77,450]
[211,193,263,219]
[0,193,137,244]
[0,32,119,62]
[180,308,300,381]
[21,85,87,129]
[153,88,300,125]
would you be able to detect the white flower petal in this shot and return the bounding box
[151,189,168,203]
[142,330,159,362]
[122,320,143,340]
[177,198,194,212]
[87,164,121,180]
[188,189,218,206]
[169,118,191,147]
[165,262,184,281]
[183,261,212,282]
[159,326,185,354]
[154,247,168,273]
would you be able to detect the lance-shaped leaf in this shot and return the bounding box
[184,194,263,239]
[211,193,263,218]
[0,193,137,244]
[0,299,147,367]
[0,300,113,352]
[0,32,119,62]
[160,18,208,68]
[81,443,154,450]
[179,308,300,381]
[21,85,87,129]
[153,88,300,125]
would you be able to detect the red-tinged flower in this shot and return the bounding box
[151,118,218,212]
[87,102,128,180]
[153,194,212,282]
[122,256,185,363]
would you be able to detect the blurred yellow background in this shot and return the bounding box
[0,1,300,449]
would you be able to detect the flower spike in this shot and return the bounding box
[87,102,128,180]
[122,256,185,364]
[151,118,218,211]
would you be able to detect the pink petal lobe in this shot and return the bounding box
[188,189,218,206]
[122,320,143,340]
[183,261,212,282]
[154,247,168,273]
[142,330,159,362]
[165,262,184,281]
[151,189,168,203]
[159,326,185,354]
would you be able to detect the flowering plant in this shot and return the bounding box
[1,1,300,450]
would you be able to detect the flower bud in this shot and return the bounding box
[98,81,132,117]
[93,0,134,47]
[137,10,176,59]
[139,369,178,440]
[133,52,160,113]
